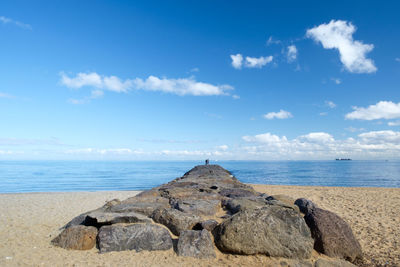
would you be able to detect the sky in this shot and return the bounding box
[1,0,400,160]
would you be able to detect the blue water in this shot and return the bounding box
[0,160,399,193]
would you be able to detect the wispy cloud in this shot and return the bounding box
[388,121,400,127]
[331,78,341,84]
[0,92,14,98]
[0,16,32,30]
[325,100,336,108]
[306,20,376,73]
[263,110,293,120]
[61,72,234,99]
[345,101,400,120]
[266,36,281,46]
[287,45,298,62]
[395,58,400,62]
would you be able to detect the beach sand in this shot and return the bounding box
[0,185,399,267]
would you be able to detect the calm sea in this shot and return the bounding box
[0,160,399,193]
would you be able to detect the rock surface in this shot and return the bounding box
[86,210,151,225]
[151,208,201,236]
[214,206,314,259]
[295,198,317,215]
[97,223,173,253]
[52,225,97,250]
[305,208,362,263]
[177,230,216,258]
[314,259,357,267]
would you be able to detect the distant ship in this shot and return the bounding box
[335,158,352,161]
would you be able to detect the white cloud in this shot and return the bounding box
[319,112,328,116]
[245,56,273,68]
[242,130,400,159]
[61,72,234,97]
[395,58,400,62]
[133,76,233,96]
[231,54,273,69]
[297,132,334,143]
[230,54,243,69]
[287,45,298,62]
[345,101,400,120]
[306,20,376,73]
[331,78,341,84]
[358,130,400,144]
[345,127,365,133]
[263,110,293,120]
[0,16,32,30]
[60,72,130,93]
[232,94,240,100]
[190,67,199,72]
[218,145,229,151]
[325,100,336,108]
[388,121,400,127]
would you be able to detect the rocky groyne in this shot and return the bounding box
[52,164,362,266]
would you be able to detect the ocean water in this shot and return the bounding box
[0,160,399,193]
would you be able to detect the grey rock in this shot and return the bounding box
[52,225,98,250]
[151,208,201,236]
[199,219,219,232]
[314,259,357,267]
[218,188,258,198]
[98,223,173,253]
[215,206,314,259]
[171,199,220,216]
[87,210,152,225]
[177,230,216,258]
[305,208,362,263]
[267,195,300,213]
[294,198,317,215]
[222,197,267,214]
[109,201,170,216]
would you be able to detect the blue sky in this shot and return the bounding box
[1,0,400,160]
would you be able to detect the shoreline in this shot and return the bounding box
[1,185,399,266]
[1,183,399,195]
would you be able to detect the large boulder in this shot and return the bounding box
[294,198,317,215]
[171,199,220,216]
[52,225,97,250]
[222,197,267,214]
[304,208,362,263]
[177,230,216,258]
[214,206,313,259]
[86,210,151,225]
[108,197,170,216]
[151,208,202,236]
[98,223,173,253]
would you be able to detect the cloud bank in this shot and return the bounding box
[345,101,400,120]
[242,130,400,159]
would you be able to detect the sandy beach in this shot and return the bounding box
[0,185,399,267]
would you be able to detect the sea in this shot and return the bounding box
[0,160,399,193]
